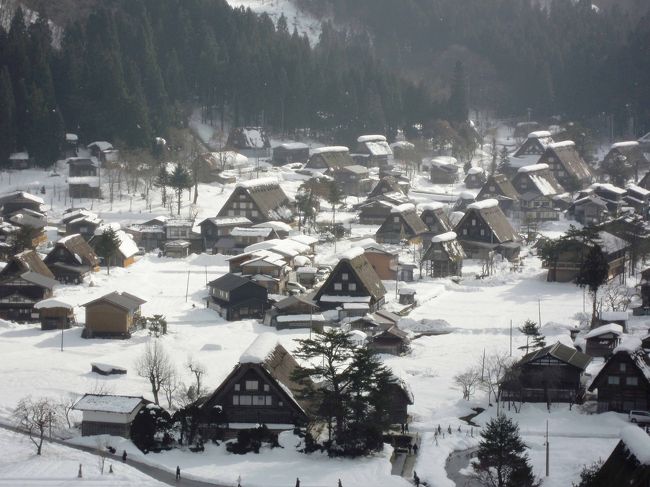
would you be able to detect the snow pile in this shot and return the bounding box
[419,201,446,211]
[311,146,349,155]
[591,183,627,195]
[528,130,552,139]
[467,167,484,175]
[468,199,498,210]
[431,232,457,243]
[459,191,476,200]
[517,163,549,173]
[390,203,416,214]
[357,135,387,143]
[584,323,623,339]
[340,246,365,260]
[620,426,650,464]
[254,221,292,232]
[239,333,278,364]
[399,318,452,334]
[549,140,576,149]
[237,177,280,190]
[613,336,642,354]
[612,141,639,149]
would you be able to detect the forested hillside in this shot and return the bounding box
[297,0,650,132]
[0,0,434,166]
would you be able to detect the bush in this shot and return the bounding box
[225,425,280,455]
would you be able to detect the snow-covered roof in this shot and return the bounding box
[431,231,457,243]
[528,130,552,139]
[390,203,416,214]
[9,152,29,160]
[116,230,139,258]
[236,177,280,190]
[620,425,650,465]
[430,156,458,167]
[390,141,415,150]
[548,140,575,149]
[357,135,386,143]
[468,199,499,210]
[311,146,349,155]
[319,295,371,303]
[87,141,113,151]
[467,167,484,175]
[68,176,100,187]
[65,133,79,142]
[73,394,144,414]
[278,142,309,150]
[230,227,273,238]
[612,141,639,149]
[276,314,325,323]
[34,298,74,310]
[340,246,365,260]
[459,191,476,200]
[252,221,292,232]
[613,336,642,354]
[626,184,650,197]
[592,183,627,195]
[239,333,278,364]
[584,323,623,339]
[418,202,446,211]
[289,234,318,246]
[517,163,550,174]
[365,141,393,157]
[0,191,44,205]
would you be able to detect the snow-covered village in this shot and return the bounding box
[0,0,649,486]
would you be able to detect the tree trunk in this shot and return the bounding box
[591,290,598,327]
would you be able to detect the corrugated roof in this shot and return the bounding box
[83,291,146,311]
[520,342,591,370]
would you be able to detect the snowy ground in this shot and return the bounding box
[0,428,165,486]
[0,154,646,486]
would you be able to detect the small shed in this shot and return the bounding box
[398,288,416,305]
[163,240,191,258]
[596,311,629,332]
[73,394,147,438]
[429,157,459,184]
[8,152,33,170]
[422,231,465,278]
[34,298,75,330]
[82,292,146,339]
[584,323,624,358]
[368,326,410,355]
[464,166,487,189]
[272,142,309,165]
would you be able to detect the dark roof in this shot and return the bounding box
[306,151,354,171]
[591,438,650,487]
[314,252,386,303]
[374,326,409,341]
[222,182,291,221]
[84,291,146,311]
[513,166,564,196]
[207,273,257,292]
[458,204,521,243]
[422,234,465,262]
[368,177,404,199]
[545,143,592,182]
[589,349,650,391]
[396,207,428,236]
[47,234,99,268]
[18,271,58,289]
[0,250,55,280]
[520,342,591,370]
[478,174,520,201]
[419,207,453,232]
[274,295,319,311]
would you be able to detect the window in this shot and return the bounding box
[253,395,266,406]
[619,363,627,372]
[489,186,495,191]
[265,396,273,406]
[471,219,476,226]
[251,210,258,217]
[480,229,485,236]
[234,384,240,391]
[393,216,400,223]
[334,283,342,291]
[342,273,349,281]
[348,283,357,291]
[233,395,239,405]
[245,380,258,391]
[228,210,235,216]
[239,395,252,405]
[278,401,284,406]
[607,376,620,385]
[264,384,270,392]
[626,377,638,386]
[463,228,468,235]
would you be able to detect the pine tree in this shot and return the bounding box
[94,227,121,275]
[576,244,609,327]
[449,60,468,123]
[0,67,16,163]
[154,164,170,207]
[168,163,192,215]
[518,320,546,354]
[499,146,510,172]
[473,415,539,487]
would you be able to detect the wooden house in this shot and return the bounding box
[239,252,289,295]
[419,202,452,235]
[454,199,522,260]
[513,131,554,159]
[264,295,324,330]
[386,380,414,426]
[511,163,564,222]
[353,135,393,168]
[73,394,148,438]
[67,157,101,199]
[34,298,74,330]
[625,183,650,216]
[476,174,520,216]
[368,177,405,200]
[544,231,628,283]
[429,157,459,184]
[357,195,409,225]
[568,195,609,226]
[214,226,278,256]
[272,142,309,165]
[314,247,386,312]
[604,141,649,177]
[368,326,410,355]
[331,165,371,195]
[62,209,103,241]
[0,250,57,322]
[199,217,253,251]
[198,151,249,182]
[590,427,650,487]
[361,241,399,280]
[44,234,99,283]
[163,218,202,253]
[7,152,33,170]
[163,240,191,258]
[588,347,650,413]
[200,335,310,435]
[464,166,487,189]
[537,141,592,189]
[226,127,271,158]
[87,141,113,161]
[375,203,427,244]
[82,292,146,339]
[217,178,293,224]
[422,231,465,278]
[0,191,45,218]
[206,273,268,321]
[590,183,627,216]
[89,228,139,268]
[502,342,592,404]
[64,133,78,158]
[583,323,624,358]
[7,208,47,246]
[304,146,353,172]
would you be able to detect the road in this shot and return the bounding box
[0,422,231,487]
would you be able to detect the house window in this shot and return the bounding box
[264,384,270,392]
[626,377,638,386]
[393,216,400,223]
[232,396,239,405]
[348,283,357,291]
[480,229,485,236]
[265,396,273,406]
[278,401,284,406]
[342,273,348,281]
[253,395,267,406]
[607,376,620,385]
[463,229,468,235]
[245,380,258,391]
[471,219,476,226]
[234,384,240,391]
[334,283,342,291]
[489,186,495,191]
[239,395,252,405]
[228,210,235,216]
[619,363,626,372]
[251,210,258,217]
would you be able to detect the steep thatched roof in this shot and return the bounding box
[0,250,55,280]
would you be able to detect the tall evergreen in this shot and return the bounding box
[0,67,16,163]
[449,60,468,123]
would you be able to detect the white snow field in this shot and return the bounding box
[0,147,643,485]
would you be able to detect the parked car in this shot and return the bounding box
[629,410,650,424]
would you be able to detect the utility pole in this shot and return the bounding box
[545,420,550,477]
[481,348,486,381]
[538,298,542,327]
[185,270,190,302]
[509,319,512,356]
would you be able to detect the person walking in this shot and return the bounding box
[176,466,181,481]
[122,450,127,463]
[413,443,419,455]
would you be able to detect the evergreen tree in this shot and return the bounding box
[168,163,192,215]
[473,415,539,487]
[576,244,609,327]
[449,60,468,123]
[0,67,16,163]
[499,146,510,172]
[518,320,546,354]
[154,164,170,207]
[94,227,121,275]
[11,226,39,253]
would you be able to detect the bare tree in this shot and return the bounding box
[13,396,60,455]
[134,341,174,405]
[480,353,515,414]
[454,367,481,400]
[161,369,181,410]
[58,393,80,429]
[186,357,206,402]
[601,281,631,312]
